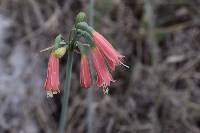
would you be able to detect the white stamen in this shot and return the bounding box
[46,91,53,98]
[121,62,129,69]
[103,87,109,95]
[53,91,58,94]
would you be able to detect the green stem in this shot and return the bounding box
[58,51,74,133]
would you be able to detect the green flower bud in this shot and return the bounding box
[76,22,94,34]
[54,34,63,49]
[53,47,67,58]
[75,12,86,25]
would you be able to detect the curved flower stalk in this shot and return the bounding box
[44,53,60,97]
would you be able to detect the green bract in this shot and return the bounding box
[53,46,67,58]
[54,34,66,49]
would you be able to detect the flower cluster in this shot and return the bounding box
[43,12,127,97]
[76,22,126,90]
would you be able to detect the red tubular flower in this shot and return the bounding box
[44,53,60,97]
[80,55,92,88]
[91,47,114,87]
[92,31,125,70]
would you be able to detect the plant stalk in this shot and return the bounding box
[58,51,74,133]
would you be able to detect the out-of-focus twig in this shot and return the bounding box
[27,0,45,26]
[40,45,54,53]
[143,1,161,133]
[144,0,159,66]
[87,0,95,133]
[18,0,73,45]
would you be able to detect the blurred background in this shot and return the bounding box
[0,0,200,133]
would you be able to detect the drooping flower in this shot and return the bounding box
[80,55,92,88]
[92,31,125,70]
[91,47,114,87]
[44,53,60,97]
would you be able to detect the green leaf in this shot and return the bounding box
[54,34,64,49]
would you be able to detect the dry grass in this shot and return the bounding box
[0,0,200,133]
